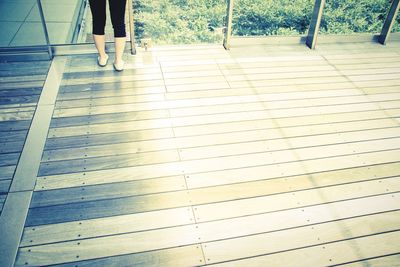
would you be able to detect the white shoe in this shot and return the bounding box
[97,54,109,67]
[113,60,124,72]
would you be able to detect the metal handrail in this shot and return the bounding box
[37,0,53,59]
[127,0,136,54]
[224,0,234,50]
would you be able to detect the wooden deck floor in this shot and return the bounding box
[3,42,400,266]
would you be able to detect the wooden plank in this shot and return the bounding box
[185,146,400,189]
[0,120,31,131]
[0,111,34,122]
[178,138,400,176]
[63,73,164,87]
[196,193,400,244]
[178,127,400,161]
[42,137,178,162]
[57,87,166,101]
[0,180,11,194]
[26,169,400,227]
[0,166,16,181]
[58,83,165,96]
[38,149,180,176]
[228,76,349,89]
[0,194,5,212]
[44,128,174,150]
[169,93,399,118]
[173,109,399,137]
[17,210,400,266]
[201,211,400,264]
[0,153,20,167]
[336,254,400,267]
[165,82,355,101]
[193,175,400,223]
[63,67,162,80]
[50,109,170,128]
[36,147,400,192]
[31,175,186,207]
[0,95,39,106]
[48,118,172,138]
[53,88,363,118]
[51,245,205,267]
[0,140,24,154]
[21,206,193,247]
[34,160,400,213]
[0,75,47,84]
[61,78,164,89]
[55,93,165,109]
[35,161,183,190]
[323,52,400,60]
[51,100,399,138]
[0,81,45,90]
[208,231,400,267]
[18,225,200,266]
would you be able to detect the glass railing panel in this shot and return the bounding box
[38,0,88,44]
[0,0,47,47]
[133,0,226,45]
[232,0,314,37]
[320,0,392,35]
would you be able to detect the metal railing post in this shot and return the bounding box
[306,0,326,49]
[223,0,234,50]
[128,0,136,55]
[37,0,53,59]
[379,0,400,45]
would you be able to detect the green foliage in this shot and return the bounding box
[133,0,400,44]
[133,0,225,44]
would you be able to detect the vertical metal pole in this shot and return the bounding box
[128,0,136,55]
[37,0,53,59]
[379,0,400,45]
[306,0,326,49]
[223,0,234,50]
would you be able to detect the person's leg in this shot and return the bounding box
[89,0,108,64]
[109,0,127,70]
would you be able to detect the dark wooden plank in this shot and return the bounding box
[51,245,204,267]
[55,93,165,109]
[57,87,165,101]
[31,175,186,207]
[0,61,50,71]
[62,67,161,80]
[0,88,42,97]
[0,166,15,180]
[0,140,24,154]
[38,149,180,176]
[58,80,165,94]
[0,152,20,167]
[0,180,11,194]
[44,128,174,150]
[0,81,45,90]
[0,120,31,131]
[25,190,191,226]
[0,74,47,84]
[0,130,28,142]
[0,95,39,106]
[50,109,169,128]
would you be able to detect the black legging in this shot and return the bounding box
[89,0,127,38]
